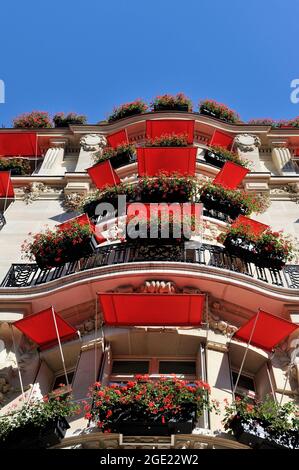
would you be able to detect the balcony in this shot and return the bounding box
[1,242,298,289]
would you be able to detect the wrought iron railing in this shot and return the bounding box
[1,242,299,290]
[0,212,6,231]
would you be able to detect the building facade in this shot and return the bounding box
[0,108,299,449]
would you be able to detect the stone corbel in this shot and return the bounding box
[234,134,261,153]
[80,134,107,152]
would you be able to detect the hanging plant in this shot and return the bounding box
[94,143,136,169]
[199,99,240,123]
[86,375,217,435]
[204,146,250,169]
[150,93,193,112]
[144,133,189,147]
[107,99,148,122]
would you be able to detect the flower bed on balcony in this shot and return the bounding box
[0,157,31,175]
[204,146,250,169]
[82,174,199,218]
[86,376,215,435]
[199,99,240,123]
[0,388,80,449]
[94,143,136,169]
[53,112,87,127]
[13,111,53,129]
[217,224,296,269]
[199,182,266,220]
[22,219,95,269]
[223,396,299,449]
[150,93,193,112]
[144,133,189,147]
[107,99,148,122]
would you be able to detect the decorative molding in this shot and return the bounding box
[80,134,107,152]
[234,134,261,152]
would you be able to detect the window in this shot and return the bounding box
[111,360,150,375]
[52,371,75,391]
[159,361,196,376]
[232,371,255,398]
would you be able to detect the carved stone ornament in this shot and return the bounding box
[234,134,261,152]
[80,134,107,152]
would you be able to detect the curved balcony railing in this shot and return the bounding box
[1,242,299,290]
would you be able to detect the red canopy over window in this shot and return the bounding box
[231,215,269,236]
[14,308,78,349]
[137,147,197,177]
[233,310,298,352]
[107,130,128,148]
[146,120,194,144]
[213,161,249,189]
[0,133,41,157]
[98,293,205,326]
[58,213,106,244]
[87,161,121,190]
[209,130,233,149]
[0,171,14,198]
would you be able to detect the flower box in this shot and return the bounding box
[34,237,93,269]
[200,107,218,119]
[204,149,227,168]
[199,100,240,123]
[107,100,148,122]
[53,112,87,127]
[0,158,31,175]
[153,103,190,112]
[200,191,247,220]
[0,416,69,449]
[223,234,257,263]
[111,416,195,436]
[151,93,192,113]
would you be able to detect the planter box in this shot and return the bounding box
[200,192,247,220]
[153,104,190,112]
[35,238,94,269]
[112,418,194,436]
[200,107,218,119]
[0,416,69,449]
[204,149,227,168]
[109,149,135,169]
[223,236,257,263]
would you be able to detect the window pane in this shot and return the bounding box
[232,372,255,391]
[159,361,196,375]
[112,361,149,375]
[52,371,74,390]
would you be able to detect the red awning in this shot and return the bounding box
[146,120,194,144]
[209,130,233,149]
[58,213,106,244]
[231,215,269,236]
[98,293,205,326]
[87,160,121,190]
[233,310,298,352]
[0,132,42,157]
[14,308,78,349]
[137,147,197,177]
[107,130,128,148]
[213,161,249,189]
[0,171,14,198]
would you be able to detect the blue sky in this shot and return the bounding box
[1,0,299,127]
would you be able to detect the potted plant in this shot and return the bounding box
[53,112,87,127]
[0,388,80,449]
[144,133,189,147]
[217,225,296,269]
[247,118,275,126]
[223,396,299,449]
[22,219,95,269]
[86,375,215,435]
[199,99,240,123]
[150,93,193,112]
[95,143,136,169]
[204,146,250,169]
[107,99,148,122]
[0,158,31,175]
[13,111,53,128]
[199,182,266,220]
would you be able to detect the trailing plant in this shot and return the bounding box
[206,145,250,168]
[150,93,193,112]
[85,375,217,432]
[0,388,80,444]
[145,133,189,147]
[0,157,31,175]
[223,395,299,449]
[107,99,148,122]
[53,112,87,127]
[199,99,240,123]
[22,220,94,268]
[13,111,53,129]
